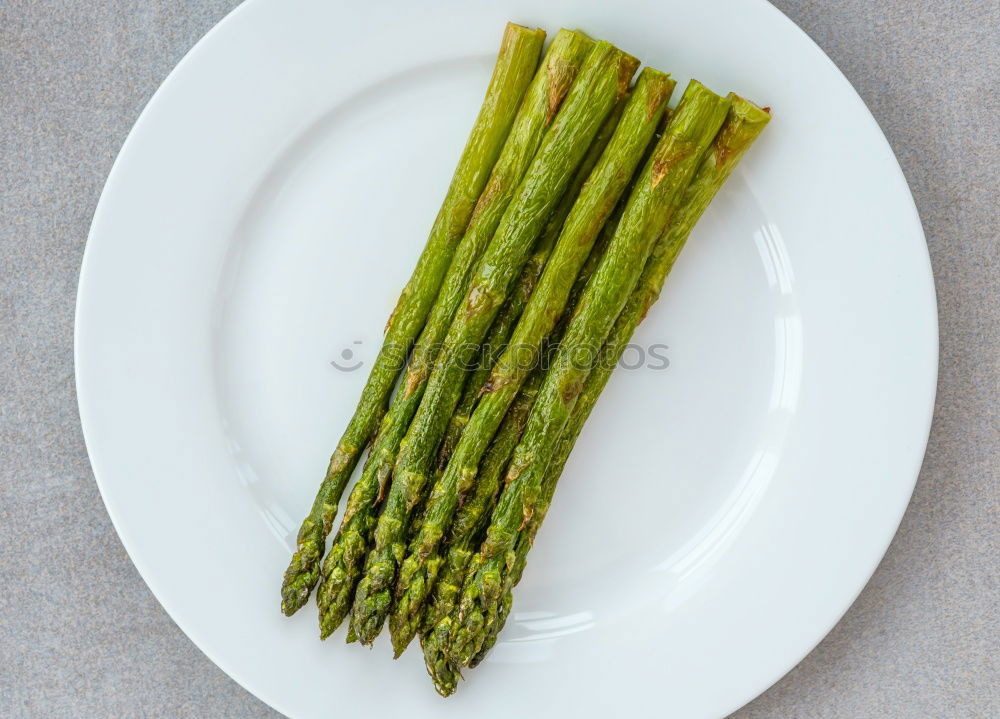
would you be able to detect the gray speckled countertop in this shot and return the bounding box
[1,1,997,717]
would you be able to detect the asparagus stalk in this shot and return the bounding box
[279,23,544,616]
[423,96,627,592]
[449,81,732,665]
[544,107,663,343]
[465,568,514,670]
[435,93,629,471]
[390,68,674,651]
[551,97,773,502]
[420,614,461,696]
[416,171,635,683]
[555,103,667,332]
[390,368,540,660]
[314,29,593,637]
[412,123,618,572]
[416,177,630,694]
[416,220,619,694]
[418,368,541,658]
[349,42,640,645]
[467,95,771,666]
[416,196,626,692]
[550,97,773,492]
[418,101,631,632]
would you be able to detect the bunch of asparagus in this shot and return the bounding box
[281,21,769,695]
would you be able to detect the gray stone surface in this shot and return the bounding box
[0,0,996,716]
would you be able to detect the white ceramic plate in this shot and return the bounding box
[76,0,937,716]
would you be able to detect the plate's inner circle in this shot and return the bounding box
[212,57,800,651]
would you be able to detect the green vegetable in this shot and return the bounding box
[449,80,732,665]
[390,368,540,656]
[417,214,616,693]
[470,94,771,666]
[416,195,624,693]
[392,68,674,654]
[416,102,662,695]
[314,28,593,637]
[434,92,628,472]
[410,98,631,665]
[349,41,640,645]
[280,22,544,616]
[420,614,461,697]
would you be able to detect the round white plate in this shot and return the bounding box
[76,0,937,716]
